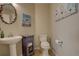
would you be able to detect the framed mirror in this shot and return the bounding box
[0,4,17,24]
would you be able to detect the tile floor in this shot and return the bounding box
[34,48,55,56]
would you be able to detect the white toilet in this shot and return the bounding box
[39,34,50,56]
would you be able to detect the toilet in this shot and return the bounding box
[39,34,50,56]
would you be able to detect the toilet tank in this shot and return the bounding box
[39,34,47,42]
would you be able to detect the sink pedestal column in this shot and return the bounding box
[9,44,17,56]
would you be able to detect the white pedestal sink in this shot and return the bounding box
[0,36,22,56]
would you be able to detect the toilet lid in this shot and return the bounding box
[41,42,50,48]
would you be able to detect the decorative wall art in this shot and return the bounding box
[22,13,31,27]
[55,3,78,22]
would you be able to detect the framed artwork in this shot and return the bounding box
[55,3,78,22]
[22,13,31,27]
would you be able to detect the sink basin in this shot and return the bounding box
[0,36,22,44]
[0,36,22,56]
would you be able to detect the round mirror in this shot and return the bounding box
[1,4,17,24]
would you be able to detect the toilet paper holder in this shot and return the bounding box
[55,39,63,47]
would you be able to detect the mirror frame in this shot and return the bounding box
[0,4,17,24]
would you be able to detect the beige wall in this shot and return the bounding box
[50,3,79,56]
[2,3,79,56]
[34,4,51,48]
[0,3,35,56]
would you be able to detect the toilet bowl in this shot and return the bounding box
[41,42,50,56]
[39,34,50,56]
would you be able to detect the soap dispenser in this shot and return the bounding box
[1,30,4,38]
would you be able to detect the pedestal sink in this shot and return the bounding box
[0,36,22,56]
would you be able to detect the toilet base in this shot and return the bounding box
[42,49,49,56]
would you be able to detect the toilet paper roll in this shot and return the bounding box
[55,39,63,44]
[55,39,59,44]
